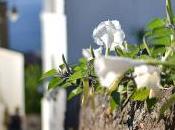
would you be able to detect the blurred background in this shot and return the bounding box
[0,0,175,130]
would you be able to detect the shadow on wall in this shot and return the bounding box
[65,0,175,64]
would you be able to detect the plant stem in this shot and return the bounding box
[143,36,151,56]
[162,0,175,63]
[62,54,71,74]
[162,48,172,61]
[166,0,174,25]
[82,78,89,107]
[90,46,95,59]
[105,47,110,56]
[162,36,175,61]
[144,59,175,67]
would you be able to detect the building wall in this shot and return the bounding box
[0,48,25,115]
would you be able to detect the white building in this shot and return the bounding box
[0,48,25,116]
[41,0,68,130]
[41,0,67,74]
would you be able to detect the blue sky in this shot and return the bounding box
[8,0,41,53]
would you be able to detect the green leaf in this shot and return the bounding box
[73,66,82,71]
[145,27,173,47]
[151,47,166,57]
[152,28,173,37]
[110,91,120,111]
[151,36,171,46]
[118,85,127,94]
[146,98,158,110]
[62,82,73,88]
[73,59,87,76]
[131,87,150,101]
[160,93,175,116]
[48,77,64,90]
[41,69,58,80]
[146,28,173,46]
[126,44,140,58]
[79,58,87,65]
[147,18,165,30]
[138,55,153,60]
[68,87,83,100]
[73,65,86,73]
[68,71,83,82]
[169,74,175,81]
[167,53,175,63]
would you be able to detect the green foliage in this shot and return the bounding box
[145,27,173,47]
[48,77,64,89]
[68,87,83,100]
[146,98,158,110]
[41,0,175,116]
[115,44,139,58]
[131,87,150,101]
[110,91,121,111]
[68,71,83,82]
[166,0,174,25]
[41,69,58,80]
[147,18,165,30]
[25,64,42,114]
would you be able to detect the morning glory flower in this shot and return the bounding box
[134,65,161,89]
[93,20,125,51]
[94,56,141,88]
[82,47,103,60]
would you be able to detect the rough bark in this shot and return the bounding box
[79,88,175,130]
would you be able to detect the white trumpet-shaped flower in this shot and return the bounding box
[134,65,161,89]
[82,47,103,60]
[134,65,162,98]
[93,20,125,50]
[94,56,141,88]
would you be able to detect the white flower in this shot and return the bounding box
[82,47,102,60]
[149,89,162,98]
[94,56,141,87]
[134,65,161,89]
[93,20,125,50]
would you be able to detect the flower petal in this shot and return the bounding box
[82,49,91,60]
[94,56,137,87]
[134,65,161,89]
[82,47,103,60]
[93,20,125,50]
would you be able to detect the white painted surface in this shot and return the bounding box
[42,89,66,130]
[0,48,25,116]
[43,0,64,14]
[41,0,68,129]
[51,89,66,130]
[41,0,67,74]
[41,13,67,73]
[41,97,50,130]
[0,103,5,130]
